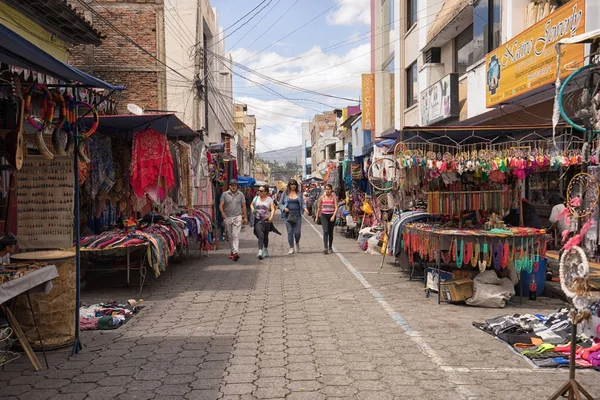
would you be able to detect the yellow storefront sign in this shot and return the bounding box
[485,0,585,107]
[362,74,375,131]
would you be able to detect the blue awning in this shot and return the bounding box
[82,114,198,138]
[237,176,256,187]
[0,23,124,90]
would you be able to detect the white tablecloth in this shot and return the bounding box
[0,266,58,304]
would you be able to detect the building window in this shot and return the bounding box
[407,0,417,31]
[389,0,394,30]
[406,62,418,108]
[472,0,501,63]
[455,25,473,75]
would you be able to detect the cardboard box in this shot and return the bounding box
[440,278,473,302]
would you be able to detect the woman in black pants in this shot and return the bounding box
[314,184,338,254]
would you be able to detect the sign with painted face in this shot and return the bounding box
[485,0,585,107]
[420,74,458,125]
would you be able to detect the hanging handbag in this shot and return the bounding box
[287,212,298,226]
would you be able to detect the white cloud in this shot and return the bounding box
[236,96,310,153]
[228,35,371,151]
[326,0,370,26]
[231,41,369,95]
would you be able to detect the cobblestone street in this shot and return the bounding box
[1,218,599,400]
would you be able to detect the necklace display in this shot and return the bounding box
[441,240,453,264]
[493,243,503,270]
[471,242,479,268]
[464,242,472,266]
[501,241,509,268]
[456,240,464,268]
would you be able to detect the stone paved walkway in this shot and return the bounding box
[1,217,599,399]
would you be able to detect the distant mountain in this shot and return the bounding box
[257,145,303,165]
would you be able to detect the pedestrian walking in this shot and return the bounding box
[279,178,308,255]
[314,183,338,254]
[250,185,276,260]
[219,179,247,261]
[276,190,284,220]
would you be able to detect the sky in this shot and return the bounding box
[210,0,372,153]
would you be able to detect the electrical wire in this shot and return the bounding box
[208,49,359,103]
[226,0,283,52]
[210,0,273,50]
[74,0,193,83]
[238,0,344,64]
[231,0,299,54]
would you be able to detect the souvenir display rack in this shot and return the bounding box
[16,156,74,249]
[404,223,547,303]
[426,189,514,218]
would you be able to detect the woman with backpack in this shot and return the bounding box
[250,185,276,259]
[279,178,308,255]
[314,183,338,254]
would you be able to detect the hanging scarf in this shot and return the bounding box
[130,128,175,200]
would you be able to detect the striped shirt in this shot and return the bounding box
[321,195,336,215]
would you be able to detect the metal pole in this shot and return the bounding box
[72,110,82,355]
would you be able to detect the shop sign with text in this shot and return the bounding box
[361,74,375,131]
[420,74,458,125]
[485,0,585,107]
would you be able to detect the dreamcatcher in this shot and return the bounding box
[367,157,402,191]
[566,172,600,218]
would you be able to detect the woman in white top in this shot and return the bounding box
[250,185,276,259]
[548,193,569,234]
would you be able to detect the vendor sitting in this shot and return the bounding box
[0,233,17,265]
[503,199,541,229]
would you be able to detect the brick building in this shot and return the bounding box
[69,0,167,113]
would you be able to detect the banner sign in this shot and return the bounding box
[485,0,585,107]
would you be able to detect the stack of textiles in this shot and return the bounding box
[180,209,213,250]
[474,308,600,369]
[387,210,431,258]
[79,217,190,277]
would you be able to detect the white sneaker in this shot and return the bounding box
[263,249,269,258]
[295,243,300,253]
[288,248,294,255]
[257,249,263,259]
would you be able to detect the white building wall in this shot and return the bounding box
[301,122,311,179]
[165,0,197,129]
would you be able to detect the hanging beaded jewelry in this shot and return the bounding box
[452,238,457,262]
[478,242,489,272]
[456,240,464,268]
[471,242,479,268]
[441,240,453,264]
[464,242,472,266]
[501,241,509,268]
[493,242,502,270]
[508,242,515,269]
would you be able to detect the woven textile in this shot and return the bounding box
[130,128,175,200]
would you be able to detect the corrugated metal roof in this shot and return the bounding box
[3,0,103,45]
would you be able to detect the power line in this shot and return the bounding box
[232,0,299,54]
[233,0,447,75]
[208,49,359,103]
[226,0,283,52]
[75,0,192,83]
[209,0,273,50]
[238,0,344,64]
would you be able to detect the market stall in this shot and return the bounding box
[369,125,596,305]
[75,114,215,283]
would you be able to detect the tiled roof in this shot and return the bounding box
[3,0,104,45]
